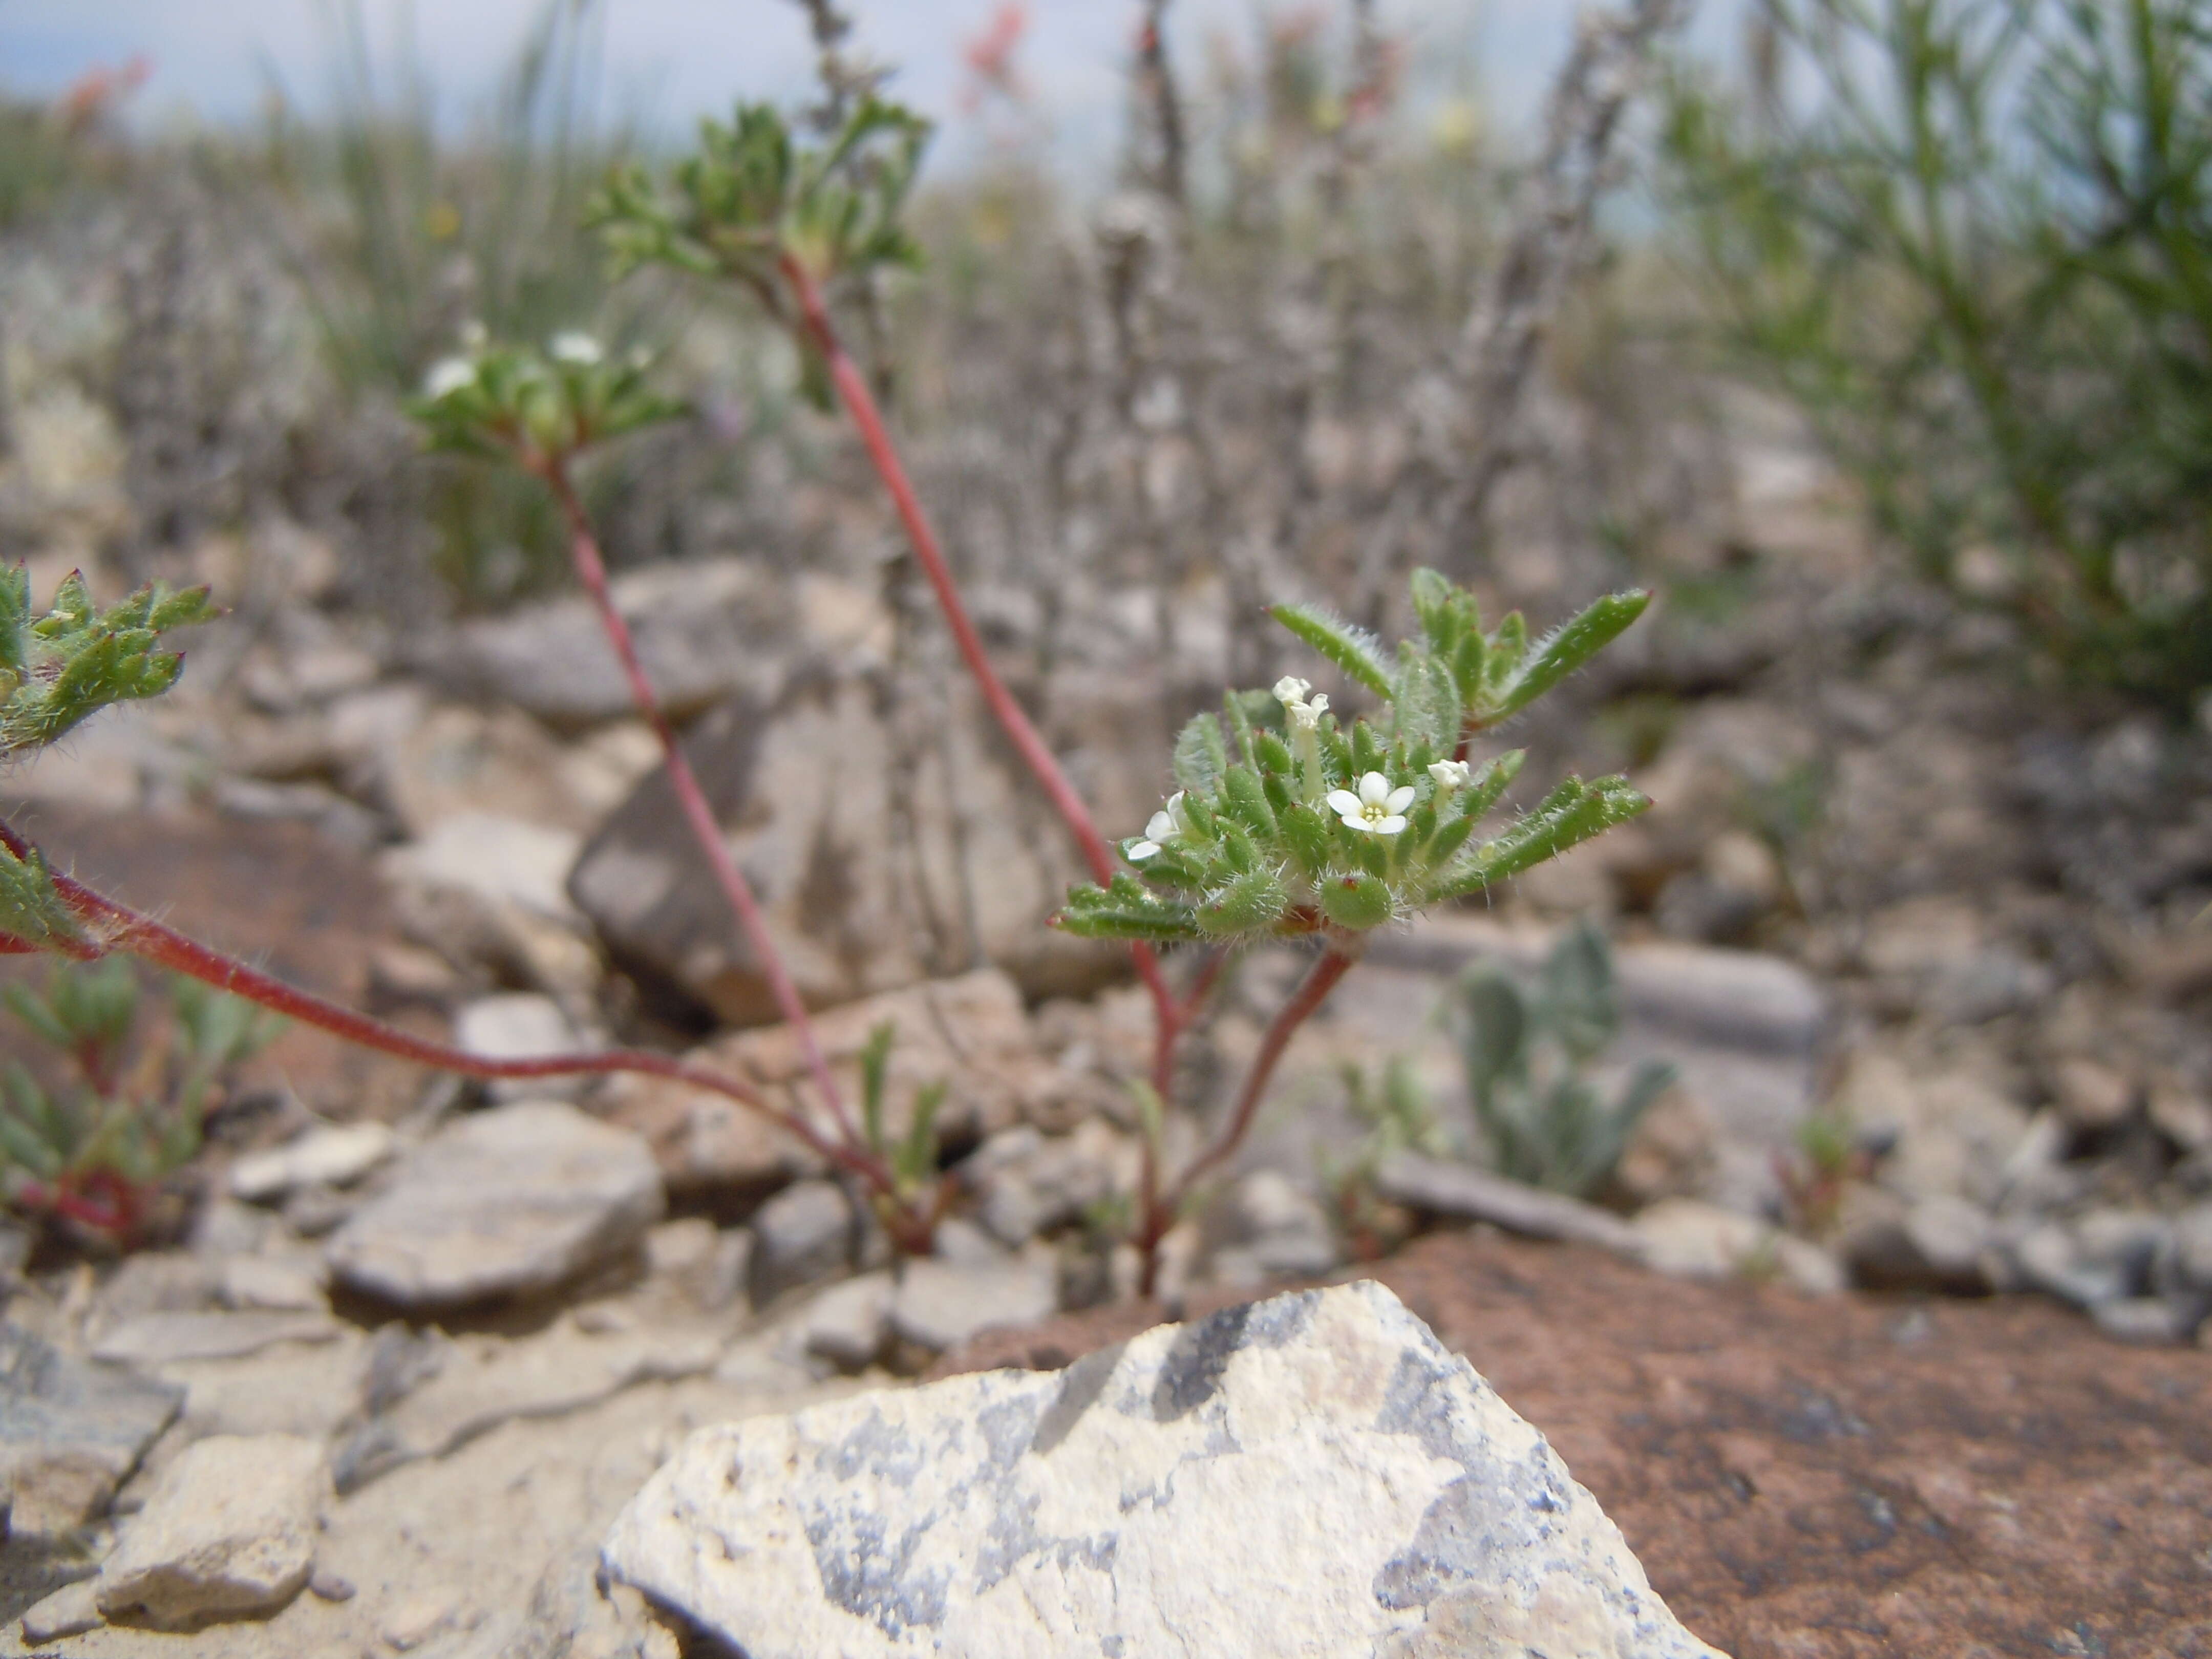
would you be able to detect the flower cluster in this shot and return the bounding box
[1057,570,1652,947]
[409,328,683,465]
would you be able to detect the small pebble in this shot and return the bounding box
[309,1567,357,1602]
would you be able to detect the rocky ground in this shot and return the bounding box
[3,196,2211,1653]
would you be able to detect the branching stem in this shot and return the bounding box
[0,818,934,1251]
[1138,947,1354,1295]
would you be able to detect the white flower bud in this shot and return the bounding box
[550,330,605,367]
[423,357,476,399]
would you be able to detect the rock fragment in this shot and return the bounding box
[326,1101,663,1308]
[0,1323,183,1540]
[603,1281,1726,1658]
[96,1433,328,1628]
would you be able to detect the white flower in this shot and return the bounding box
[1287,691,1329,731]
[1429,758,1472,791]
[422,356,477,399]
[1327,771,1416,837]
[1272,676,1311,705]
[1126,791,1187,862]
[549,330,604,367]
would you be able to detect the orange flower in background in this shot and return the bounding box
[959,3,1030,113]
[58,53,151,136]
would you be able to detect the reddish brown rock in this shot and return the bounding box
[940,1229,2212,1658]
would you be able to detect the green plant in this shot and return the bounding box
[1324,1056,1445,1261]
[267,0,641,603]
[0,960,283,1243]
[594,95,1657,1288]
[1453,921,1675,1197]
[1664,0,2212,705]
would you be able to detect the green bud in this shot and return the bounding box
[1320,869,1394,930]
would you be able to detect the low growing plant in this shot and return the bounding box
[1454,920,1675,1197]
[0,959,283,1244]
[0,80,1657,1291]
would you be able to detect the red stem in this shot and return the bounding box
[1139,948,1354,1295]
[535,457,859,1152]
[777,254,1182,1046]
[0,820,927,1242]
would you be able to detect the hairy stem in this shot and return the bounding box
[0,819,932,1247]
[1139,948,1354,1296]
[535,457,860,1153]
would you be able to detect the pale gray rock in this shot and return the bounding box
[380,811,586,924]
[430,555,790,729]
[19,1578,102,1642]
[96,1433,328,1627]
[228,1121,396,1201]
[326,1101,664,1308]
[0,1323,183,1540]
[802,1271,896,1372]
[568,669,1152,1024]
[644,1217,750,1311]
[89,1309,340,1366]
[454,992,585,1101]
[1202,1169,1342,1287]
[218,1252,331,1313]
[1374,1152,1643,1254]
[603,1281,1725,1658]
[888,1256,1058,1354]
[748,1180,856,1307]
[332,1322,719,1493]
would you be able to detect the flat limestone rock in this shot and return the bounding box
[325,1101,664,1308]
[0,1323,184,1539]
[603,1280,1726,1658]
[96,1433,329,1628]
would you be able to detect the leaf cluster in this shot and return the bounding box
[0,960,284,1232]
[0,568,216,951]
[1455,921,1675,1197]
[0,569,214,759]
[409,335,685,464]
[591,95,928,301]
[1058,571,1651,947]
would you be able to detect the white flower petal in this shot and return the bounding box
[1384,785,1417,815]
[1358,771,1393,806]
[1429,759,1472,790]
[1272,676,1312,705]
[1145,810,1176,842]
[1307,693,1328,716]
[1325,790,1363,818]
[1370,815,1408,836]
[550,330,604,366]
[423,357,476,399]
[1128,841,1161,861]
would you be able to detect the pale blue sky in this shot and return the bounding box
[0,2,1739,176]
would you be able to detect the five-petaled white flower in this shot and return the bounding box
[423,357,477,399]
[1329,772,1416,837]
[1428,758,1472,791]
[1126,791,1187,862]
[550,330,605,367]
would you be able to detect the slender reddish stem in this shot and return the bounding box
[1139,947,1354,1295]
[535,458,859,1151]
[777,254,1182,1045]
[0,820,927,1242]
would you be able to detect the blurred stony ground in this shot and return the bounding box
[1,163,2209,1656]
